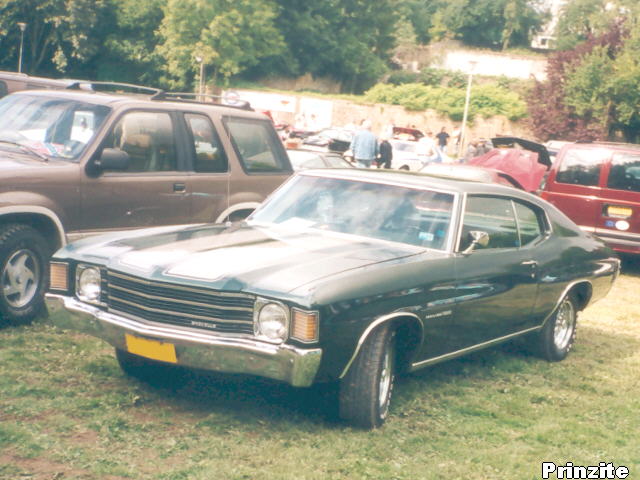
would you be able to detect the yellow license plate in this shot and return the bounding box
[125,334,177,363]
[607,206,633,218]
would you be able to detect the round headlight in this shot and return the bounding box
[76,266,101,303]
[255,303,289,343]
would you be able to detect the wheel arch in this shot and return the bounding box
[339,312,424,379]
[567,280,593,312]
[0,206,66,253]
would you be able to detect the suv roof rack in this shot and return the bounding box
[66,81,163,96]
[151,91,252,110]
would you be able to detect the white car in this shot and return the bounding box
[389,140,430,171]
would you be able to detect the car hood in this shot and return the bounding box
[65,223,426,297]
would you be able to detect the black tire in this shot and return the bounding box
[339,324,396,429]
[0,224,50,325]
[534,294,578,362]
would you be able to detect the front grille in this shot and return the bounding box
[106,270,254,334]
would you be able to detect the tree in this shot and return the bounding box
[96,0,165,86]
[435,0,543,49]
[0,0,109,76]
[158,0,285,90]
[527,22,628,142]
[554,0,627,50]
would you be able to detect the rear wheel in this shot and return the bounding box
[0,224,50,325]
[339,324,396,429]
[533,294,577,362]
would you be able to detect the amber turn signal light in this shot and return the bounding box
[49,262,69,291]
[291,309,319,343]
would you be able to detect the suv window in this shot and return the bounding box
[555,148,607,186]
[185,113,227,173]
[225,117,289,173]
[460,196,518,250]
[103,111,177,172]
[607,153,640,192]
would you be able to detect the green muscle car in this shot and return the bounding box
[46,169,620,428]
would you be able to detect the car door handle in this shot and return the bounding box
[521,260,538,279]
[173,182,186,192]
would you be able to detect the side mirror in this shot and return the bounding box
[462,230,490,254]
[95,148,130,171]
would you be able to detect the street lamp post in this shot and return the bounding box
[17,22,27,73]
[457,60,477,161]
[195,56,204,100]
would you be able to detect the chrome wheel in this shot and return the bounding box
[553,298,575,350]
[378,339,395,419]
[2,248,40,308]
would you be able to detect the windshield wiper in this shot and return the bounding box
[0,140,49,161]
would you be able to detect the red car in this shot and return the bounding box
[540,142,640,255]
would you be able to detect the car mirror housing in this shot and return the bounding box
[95,148,130,171]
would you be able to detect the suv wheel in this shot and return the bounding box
[0,224,50,325]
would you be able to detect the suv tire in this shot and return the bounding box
[0,224,50,325]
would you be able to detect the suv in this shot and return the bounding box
[540,142,640,254]
[0,83,292,324]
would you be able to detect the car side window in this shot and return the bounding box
[103,111,177,172]
[607,153,640,192]
[0,81,7,98]
[460,196,518,251]
[185,113,227,173]
[555,148,607,187]
[224,117,290,173]
[514,201,544,246]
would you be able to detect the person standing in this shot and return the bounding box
[377,136,392,169]
[435,127,450,154]
[349,120,378,168]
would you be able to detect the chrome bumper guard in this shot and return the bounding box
[46,294,322,387]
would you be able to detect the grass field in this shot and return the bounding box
[1,259,638,480]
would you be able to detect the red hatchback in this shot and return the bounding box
[541,142,640,254]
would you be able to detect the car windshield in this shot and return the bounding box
[250,174,455,249]
[0,94,111,161]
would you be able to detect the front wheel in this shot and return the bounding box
[339,324,396,429]
[533,294,577,362]
[0,224,50,325]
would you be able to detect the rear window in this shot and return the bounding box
[224,117,290,174]
[555,148,608,187]
[607,153,640,193]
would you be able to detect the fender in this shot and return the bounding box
[0,205,66,247]
[339,311,424,379]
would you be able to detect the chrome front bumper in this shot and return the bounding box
[45,294,322,387]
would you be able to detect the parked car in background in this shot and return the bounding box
[286,149,353,170]
[301,128,354,154]
[389,139,429,171]
[0,84,292,325]
[47,169,619,429]
[540,142,640,254]
[468,137,552,192]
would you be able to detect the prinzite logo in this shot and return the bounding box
[542,462,630,479]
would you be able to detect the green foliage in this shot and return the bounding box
[158,0,285,89]
[364,82,527,121]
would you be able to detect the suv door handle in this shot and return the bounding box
[173,182,186,192]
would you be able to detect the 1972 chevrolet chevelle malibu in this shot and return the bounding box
[46,169,619,428]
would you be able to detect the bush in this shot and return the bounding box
[364,82,527,121]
